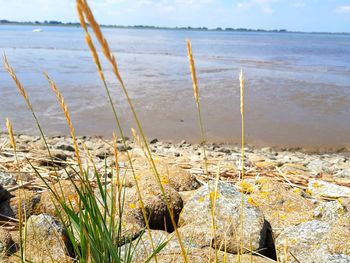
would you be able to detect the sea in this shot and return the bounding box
[1,25,350,149]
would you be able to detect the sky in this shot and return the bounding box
[0,0,349,32]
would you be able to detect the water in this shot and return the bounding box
[1,25,350,149]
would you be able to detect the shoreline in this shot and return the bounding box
[1,132,349,155]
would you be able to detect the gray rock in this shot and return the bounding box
[275,220,331,263]
[25,214,73,262]
[308,179,350,198]
[120,230,169,262]
[0,228,14,256]
[0,171,16,186]
[314,201,344,222]
[56,143,75,152]
[179,181,267,254]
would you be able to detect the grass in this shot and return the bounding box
[1,0,271,262]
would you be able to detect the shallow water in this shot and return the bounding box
[1,25,350,149]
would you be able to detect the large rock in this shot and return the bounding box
[0,185,13,202]
[0,171,16,186]
[120,230,270,263]
[123,165,201,192]
[179,181,267,254]
[9,189,41,219]
[25,214,73,262]
[95,185,146,244]
[0,228,14,256]
[136,181,183,232]
[308,179,350,198]
[250,179,315,232]
[39,180,81,218]
[275,219,350,263]
[314,200,345,222]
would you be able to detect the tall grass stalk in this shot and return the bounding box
[5,118,18,163]
[76,1,188,261]
[44,73,84,176]
[238,69,245,262]
[186,39,220,263]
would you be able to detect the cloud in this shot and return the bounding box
[292,1,305,8]
[336,5,350,13]
[237,0,277,14]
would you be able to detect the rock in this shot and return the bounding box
[35,150,67,167]
[250,179,315,231]
[0,171,16,186]
[96,147,112,159]
[137,182,183,232]
[122,231,270,263]
[308,179,350,198]
[157,248,269,263]
[25,214,73,262]
[150,138,158,144]
[276,219,350,263]
[314,200,345,222]
[39,180,81,218]
[56,143,75,152]
[117,143,132,152]
[307,159,333,174]
[0,185,13,202]
[9,189,41,219]
[325,216,350,256]
[0,228,14,256]
[179,181,268,254]
[124,166,201,192]
[95,185,146,244]
[120,230,169,261]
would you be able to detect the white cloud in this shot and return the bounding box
[336,5,350,13]
[292,1,305,8]
[237,0,277,14]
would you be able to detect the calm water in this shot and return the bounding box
[1,25,350,149]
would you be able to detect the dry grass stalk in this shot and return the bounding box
[239,69,244,117]
[186,40,199,106]
[44,73,83,175]
[5,118,18,163]
[3,56,30,102]
[77,0,124,85]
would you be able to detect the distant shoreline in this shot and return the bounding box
[1,20,349,35]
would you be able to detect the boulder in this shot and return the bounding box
[250,179,315,231]
[275,219,350,263]
[308,179,350,198]
[179,181,267,254]
[0,171,16,186]
[25,214,73,262]
[39,180,81,218]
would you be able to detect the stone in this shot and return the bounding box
[0,228,14,256]
[35,150,67,167]
[38,180,81,218]
[120,230,169,261]
[325,215,350,256]
[95,185,146,244]
[314,200,345,222]
[25,214,73,262]
[56,143,75,152]
[0,171,16,186]
[275,218,350,263]
[9,189,41,219]
[250,179,315,232]
[179,181,267,254]
[0,185,13,202]
[136,182,183,232]
[308,179,350,198]
[150,138,159,144]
